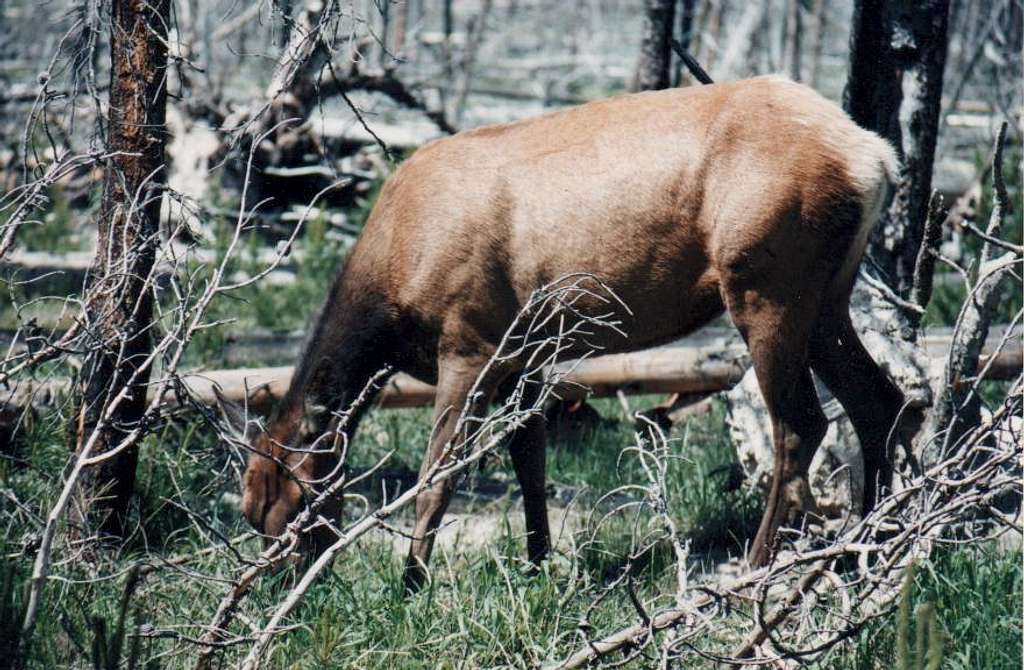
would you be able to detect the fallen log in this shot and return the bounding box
[180,341,750,412]
[4,326,1018,413]
[4,325,1017,372]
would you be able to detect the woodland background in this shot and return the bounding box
[0,1,1021,668]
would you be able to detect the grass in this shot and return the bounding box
[2,395,1020,669]
[822,544,1023,670]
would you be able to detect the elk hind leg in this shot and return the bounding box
[731,301,828,567]
[809,308,907,515]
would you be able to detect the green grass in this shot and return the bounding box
[3,395,1020,669]
[822,544,1023,670]
[0,398,757,668]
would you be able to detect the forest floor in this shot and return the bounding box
[4,392,1021,669]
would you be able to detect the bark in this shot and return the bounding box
[632,0,676,91]
[879,1,951,295]
[672,0,699,85]
[843,0,903,150]
[74,0,169,536]
[783,0,803,81]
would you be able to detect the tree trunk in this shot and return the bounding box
[713,0,763,80]
[783,0,803,81]
[74,0,169,536]
[881,1,950,295]
[632,0,676,91]
[378,0,390,67]
[845,1,950,294]
[453,0,494,125]
[808,0,826,88]
[672,0,699,85]
[843,0,903,151]
[278,0,294,50]
[392,0,409,59]
[439,0,453,112]
[841,3,902,284]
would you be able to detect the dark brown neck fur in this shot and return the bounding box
[269,266,398,453]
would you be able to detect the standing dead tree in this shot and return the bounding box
[880,0,951,297]
[843,0,905,167]
[783,0,803,82]
[921,123,1020,459]
[672,0,699,86]
[72,0,171,536]
[633,0,676,91]
[845,0,951,296]
[15,127,332,661]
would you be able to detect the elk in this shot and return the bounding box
[218,75,909,588]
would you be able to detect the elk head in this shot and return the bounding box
[215,388,336,552]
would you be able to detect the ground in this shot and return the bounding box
[3,395,1020,668]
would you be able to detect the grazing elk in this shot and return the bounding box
[218,75,910,588]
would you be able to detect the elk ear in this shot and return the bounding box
[214,386,254,439]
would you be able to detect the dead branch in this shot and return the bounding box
[909,192,946,329]
[669,39,713,85]
[550,383,1021,667]
[921,122,1019,458]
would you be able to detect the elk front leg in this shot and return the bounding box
[404,355,489,591]
[508,389,550,567]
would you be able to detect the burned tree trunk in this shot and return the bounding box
[844,0,951,294]
[633,0,676,91]
[880,1,950,296]
[73,0,169,536]
[672,0,699,86]
[843,0,903,152]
